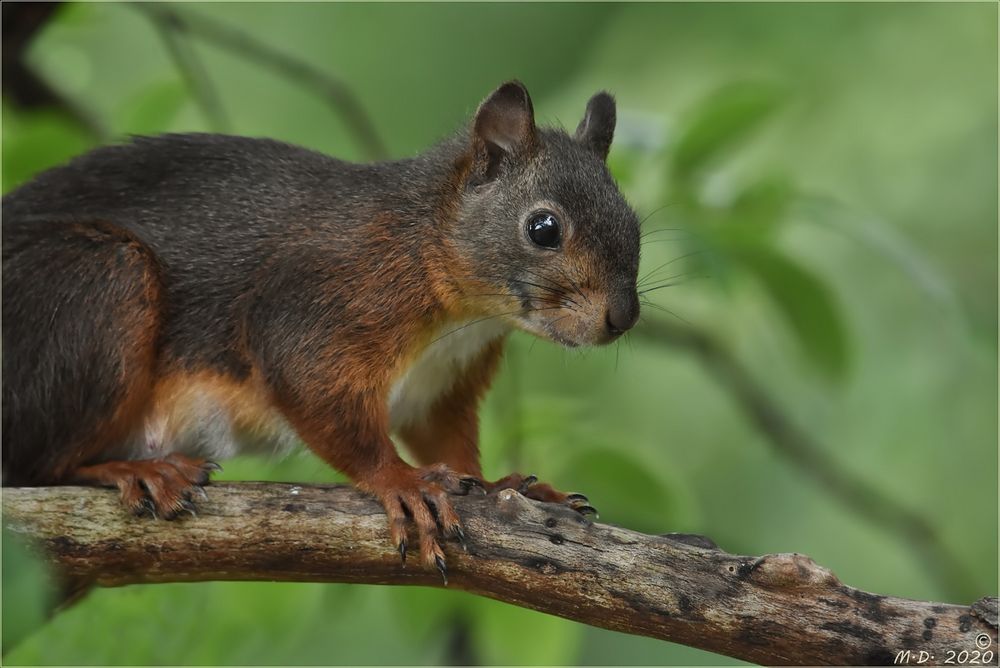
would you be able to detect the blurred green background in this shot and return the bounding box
[2,2,996,665]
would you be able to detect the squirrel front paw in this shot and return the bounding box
[362,463,476,584]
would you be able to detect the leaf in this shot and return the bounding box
[672,81,785,181]
[2,527,57,655]
[727,173,796,240]
[732,246,851,381]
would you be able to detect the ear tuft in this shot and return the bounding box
[575,91,616,161]
[470,81,536,182]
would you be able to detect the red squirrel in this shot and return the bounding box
[2,81,640,576]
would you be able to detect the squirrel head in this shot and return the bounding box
[449,81,640,347]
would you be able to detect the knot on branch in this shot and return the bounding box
[736,553,842,590]
[972,596,998,629]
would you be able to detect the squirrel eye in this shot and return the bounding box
[526,211,561,249]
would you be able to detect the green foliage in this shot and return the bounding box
[2,2,996,665]
[671,81,786,180]
[1,107,92,192]
[1,528,56,655]
[470,599,583,665]
[730,246,850,380]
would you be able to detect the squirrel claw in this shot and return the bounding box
[517,474,538,493]
[435,555,449,586]
[451,525,468,551]
[459,476,486,496]
[169,499,198,519]
[398,539,408,566]
[203,461,223,472]
[566,493,597,516]
[134,496,157,519]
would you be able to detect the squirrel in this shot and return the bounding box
[2,81,640,576]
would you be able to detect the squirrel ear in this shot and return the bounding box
[575,91,616,161]
[471,81,537,181]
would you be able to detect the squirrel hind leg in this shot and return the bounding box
[70,454,220,519]
[2,219,164,485]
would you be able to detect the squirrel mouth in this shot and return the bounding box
[511,308,582,348]
[507,286,587,348]
[548,331,580,348]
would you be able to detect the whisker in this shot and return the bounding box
[638,274,711,295]
[505,279,581,308]
[638,300,693,326]
[637,250,704,286]
[428,306,563,347]
[638,270,696,291]
[639,227,689,240]
[486,262,583,309]
[464,292,573,312]
[514,267,571,293]
[489,260,575,296]
[640,237,690,247]
[551,264,590,305]
[638,202,678,229]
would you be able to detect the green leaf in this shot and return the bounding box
[2,527,57,655]
[726,173,796,240]
[672,81,785,180]
[732,246,851,381]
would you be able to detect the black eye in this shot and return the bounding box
[526,211,561,249]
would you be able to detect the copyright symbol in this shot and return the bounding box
[975,633,992,649]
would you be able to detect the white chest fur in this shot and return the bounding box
[388,319,508,432]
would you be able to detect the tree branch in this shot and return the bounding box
[130,4,388,160]
[145,7,230,133]
[3,483,995,666]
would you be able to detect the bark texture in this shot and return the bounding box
[3,483,996,666]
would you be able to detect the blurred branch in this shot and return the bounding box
[4,483,996,666]
[634,318,979,600]
[145,6,230,132]
[1,2,107,140]
[130,4,388,160]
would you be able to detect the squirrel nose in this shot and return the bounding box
[605,297,639,336]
